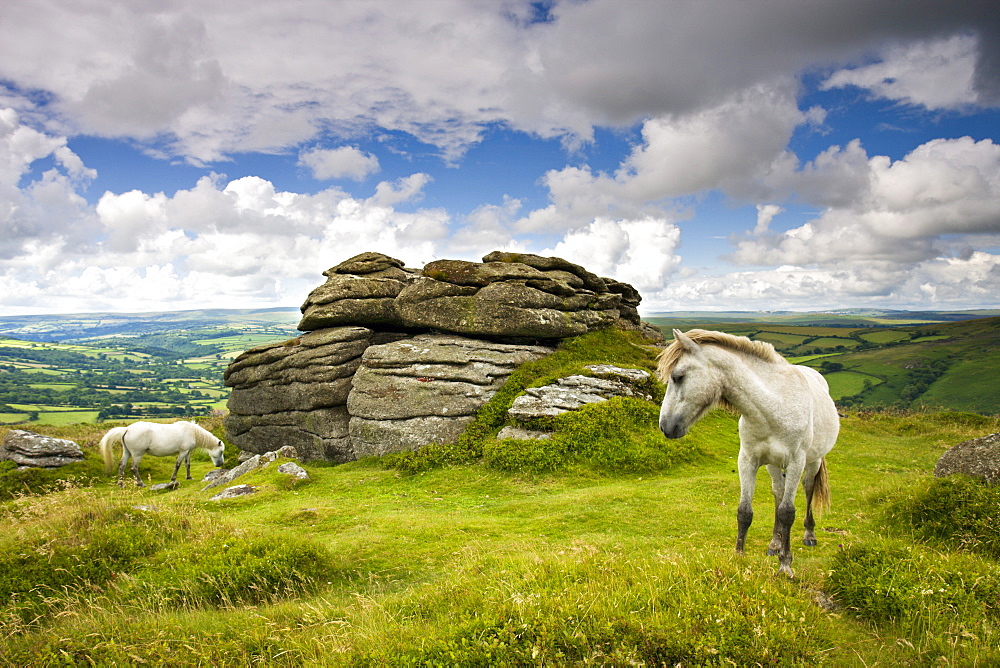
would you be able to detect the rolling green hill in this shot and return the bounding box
[653,316,1000,414]
[645,308,1000,328]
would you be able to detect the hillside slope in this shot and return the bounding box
[812,316,1000,413]
[650,315,1000,414]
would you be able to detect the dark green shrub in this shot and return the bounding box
[927,411,995,429]
[883,475,1000,559]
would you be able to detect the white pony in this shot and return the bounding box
[657,329,839,577]
[100,420,226,487]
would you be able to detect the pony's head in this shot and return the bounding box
[189,422,226,467]
[657,329,724,439]
[657,328,785,439]
[208,439,226,467]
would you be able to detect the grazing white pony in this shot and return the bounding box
[657,329,839,577]
[100,420,226,487]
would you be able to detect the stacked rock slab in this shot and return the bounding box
[224,327,402,462]
[298,250,643,336]
[349,334,552,456]
[225,251,652,461]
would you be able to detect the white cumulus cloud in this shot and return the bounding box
[299,146,380,181]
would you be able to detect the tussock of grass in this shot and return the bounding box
[881,474,1000,559]
[825,541,1000,662]
[484,397,702,475]
[121,528,347,610]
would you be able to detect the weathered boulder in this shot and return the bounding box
[348,334,552,456]
[496,426,552,440]
[210,484,257,501]
[150,481,180,492]
[506,365,655,431]
[298,252,418,331]
[0,430,85,467]
[934,432,1000,485]
[224,327,401,462]
[278,462,309,480]
[395,254,627,339]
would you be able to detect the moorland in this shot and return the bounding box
[1,321,999,665]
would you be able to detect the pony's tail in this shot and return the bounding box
[812,458,831,515]
[99,427,126,475]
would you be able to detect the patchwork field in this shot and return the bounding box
[0,316,299,425]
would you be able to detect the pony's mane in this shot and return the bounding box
[181,420,221,449]
[657,329,786,379]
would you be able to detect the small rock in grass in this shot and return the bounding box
[278,462,309,480]
[210,484,257,500]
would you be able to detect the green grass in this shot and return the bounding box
[800,336,861,350]
[859,330,911,344]
[824,370,882,399]
[916,356,1000,413]
[0,413,28,425]
[2,330,1000,664]
[1,415,998,662]
[753,332,809,347]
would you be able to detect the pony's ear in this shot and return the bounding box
[673,329,700,353]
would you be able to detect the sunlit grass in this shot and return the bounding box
[2,329,999,664]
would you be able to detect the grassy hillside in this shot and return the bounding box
[2,330,999,665]
[651,316,1000,414]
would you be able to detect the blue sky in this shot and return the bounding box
[1,0,999,315]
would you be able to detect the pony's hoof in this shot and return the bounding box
[803,538,818,547]
[767,547,779,556]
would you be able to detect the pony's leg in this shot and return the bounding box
[735,449,759,554]
[800,459,823,547]
[171,452,186,482]
[117,447,131,487]
[766,465,785,556]
[132,452,145,487]
[185,451,192,480]
[773,458,806,578]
